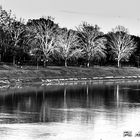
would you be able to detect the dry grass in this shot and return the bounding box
[0,65,140,81]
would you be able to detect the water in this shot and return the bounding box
[0,81,140,140]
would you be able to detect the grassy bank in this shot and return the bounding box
[0,65,140,84]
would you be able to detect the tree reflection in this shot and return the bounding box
[86,85,89,108]
[63,87,68,122]
[39,90,50,122]
[0,83,140,124]
[116,84,119,107]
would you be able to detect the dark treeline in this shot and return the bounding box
[0,6,140,68]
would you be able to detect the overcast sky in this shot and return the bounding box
[1,0,140,35]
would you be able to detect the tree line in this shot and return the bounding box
[0,6,140,68]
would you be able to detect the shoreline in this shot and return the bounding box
[41,75,140,84]
[0,74,140,95]
[1,75,140,86]
[0,75,140,95]
[0,66,140,85]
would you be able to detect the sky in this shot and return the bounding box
[1,0,140,35]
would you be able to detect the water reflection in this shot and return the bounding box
[1,82,140,139]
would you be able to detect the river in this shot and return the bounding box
[0,80,140,140]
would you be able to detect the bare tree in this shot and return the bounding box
[77,22,106,67]
[108,26,137,67]
[0,6,14,62]
[55,29,83,67]
[9,20,25,65]
[27,17,58,67]
[0,6,25,65]
[0,6,14,28]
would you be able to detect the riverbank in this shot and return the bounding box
[0,65,140,85]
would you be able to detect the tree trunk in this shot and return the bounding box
[87,61,90,67]
[65,59,67,67]
[37,62,39,69]
[43,60,46,67]
[37,58,39,70]
[13,55,16,65]
[0,54,1,62]
[117,59,120,68]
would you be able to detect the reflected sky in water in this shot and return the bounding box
[0,81,140,140]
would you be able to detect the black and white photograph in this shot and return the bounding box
[0,0,140,140]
